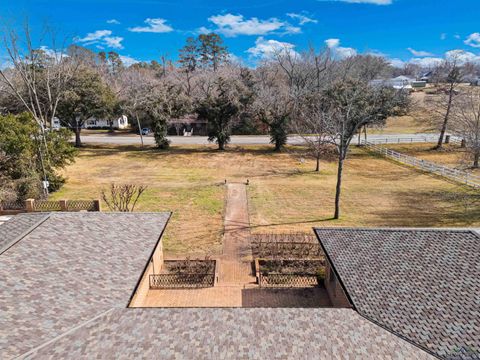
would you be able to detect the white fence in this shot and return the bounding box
[364,142,480,189]
[364,135,460,145]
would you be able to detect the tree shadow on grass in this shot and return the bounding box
[248,217,336,231]
[78,143,314,158]
[369,188,480,227]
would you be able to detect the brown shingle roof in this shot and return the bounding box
[0,213,48,254]
[26,308,433,359]
[0,212,170,359]
[314,228,480,360]
[0,214,434,359]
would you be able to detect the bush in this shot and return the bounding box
[0,113,76,200]
[153,116,170,149]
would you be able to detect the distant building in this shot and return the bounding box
[167,114,208,136]
[85,115,129,129]
[420,71,433,83]
[370,76,415,90]
[412,80,427,89]
[52,115,129,130]
[470,77,480,86]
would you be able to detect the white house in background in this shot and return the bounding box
[370,76,415,90]
[84,115,129,129]
[52,115,129,130]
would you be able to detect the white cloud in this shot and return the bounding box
[107,19,120,25]
[247,37,297,58]
[39,46,69,61]
[78,30,112,43]
[389,58,405,68]
[445,49,480,64]
[325,38,340,48]
[440,33,447,40]
[325,38,357,59]
[207,13,299,37]
[227,53,244,65]
[328,0,393,4]
[0,58,13,70]
[103,36,124,49]
[286,13,318,25]
[128,18,173,33]
[76,30,124,49]
[390,49,480,69]
[346,0,392,4]
[407,48,433,57]
[465,33,480,48]
[120,55,140,66]
[409,57,444,68]
[407,48,434,57]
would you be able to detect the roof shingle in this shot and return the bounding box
[26,308,433,359]
[0,212,170,359]
[314,228,480,360]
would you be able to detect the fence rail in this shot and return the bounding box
[32,200,62,212]
[252,241,324,259]
[363,135,458,145]
[259,273,319,288]
[0,199,101,215]
[364,142,480,188]
[0,200,25,210]
[65,200,99,212]
[149,273,215,289]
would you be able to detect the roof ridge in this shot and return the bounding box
[357,312,441,359]
[313,227,479,237]
[15,308,116,359]
[0,214,50,255]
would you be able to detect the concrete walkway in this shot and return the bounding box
[218,183,256,286]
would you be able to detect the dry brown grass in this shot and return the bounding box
[51,144,480,255]
[386,143,480,175]
[367,115,432,135]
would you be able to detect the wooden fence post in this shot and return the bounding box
[25,199,35,212]
[59,200,67,211]
[94,199,101,212]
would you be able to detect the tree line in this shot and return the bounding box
[1,22,479,218]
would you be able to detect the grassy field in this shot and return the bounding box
[51,144,480,255]
[367,115,432,135]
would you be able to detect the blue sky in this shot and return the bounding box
[1,0,480,67]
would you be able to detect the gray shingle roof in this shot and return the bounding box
[314,228,480,360]
[0,213,48,253]
[0,214,433,359]
[25,308,432,359]
[0,212,170,359]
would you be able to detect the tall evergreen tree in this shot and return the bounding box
[198,33,228,72]
[179,37,198,72]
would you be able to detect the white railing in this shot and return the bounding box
[364,135,460,145]
[363,142,480,189]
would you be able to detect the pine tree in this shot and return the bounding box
[198,33,228,72]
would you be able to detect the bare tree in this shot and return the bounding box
[322,79,409,219]
[119,67,159,147]
[253,79,292,152]
[0,22,77,132]
[451,89,480,168]
[101,183,147,212]
[291,47,333,169]
[0,21,78,189]
[430,56,465,149]
[294,97,333,171]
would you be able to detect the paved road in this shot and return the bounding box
[80,133,443,146]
